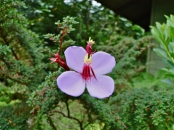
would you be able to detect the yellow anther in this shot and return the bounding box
[87,37,95,45]
[84,54,92,64]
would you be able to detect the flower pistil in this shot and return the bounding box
[82,38,96,81]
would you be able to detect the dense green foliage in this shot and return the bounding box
[151,15,174,83]
[1,0,174,130]
[0,0,46,129]
[110,86,174,130]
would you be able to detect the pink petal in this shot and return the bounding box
[57,71,85,96]
[49,58,56,63]
[65,46,86,72]
[91,51,116,75]
[86,75,115,99]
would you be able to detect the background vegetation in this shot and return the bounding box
[1,0,174,130]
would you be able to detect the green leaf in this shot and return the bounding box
[166,60,174,68]
[151,26,166,48]
[166,15,174,27]
[153,48,169,60]
[168,41,174,52]
[0,102,7,107]
[170,53,174,58]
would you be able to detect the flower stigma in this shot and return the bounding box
[82,38,96,81]
[86,37,95,58]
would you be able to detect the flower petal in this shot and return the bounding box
[57,71,85,96]
[86,75,115,99]
[65,46,86,72]
[92,51,116,75]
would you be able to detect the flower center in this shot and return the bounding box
[82,54,96,81]
[84,54,92,64]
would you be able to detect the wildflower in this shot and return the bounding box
[57,38,116,99]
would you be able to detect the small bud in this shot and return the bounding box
[50,53,70,70]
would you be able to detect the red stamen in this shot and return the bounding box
[82,64,97,81]
[90,66,97,80]
[82,65,90,80]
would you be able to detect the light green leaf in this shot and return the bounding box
[153,48,169,60]
[0,101,7,107]
[168,41,174,52]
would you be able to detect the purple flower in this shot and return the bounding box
[57,40,116,99]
